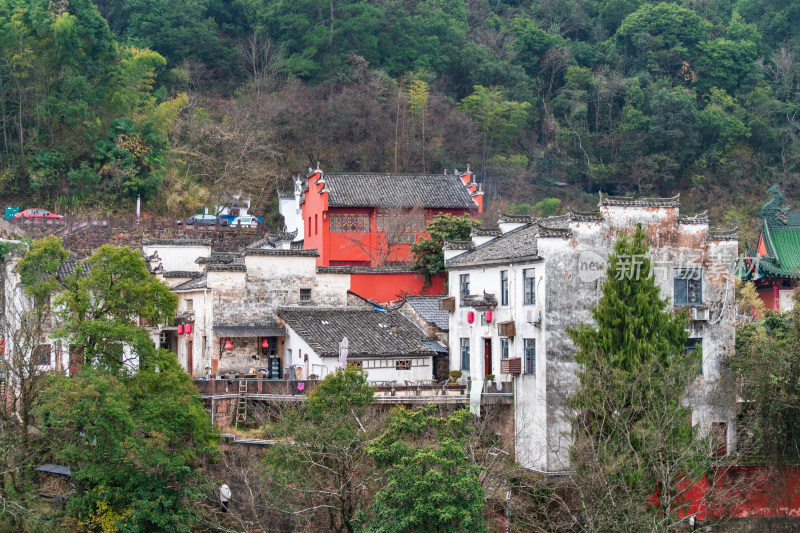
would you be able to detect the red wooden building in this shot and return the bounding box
[299,167,482,302]
[301,167,482,266]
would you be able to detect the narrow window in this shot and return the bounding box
[459,274,470,307]
[501,338,509,358]
[500,270,509,306]
[460,338,470,371]
[674,268,703,305]
[186,299,193,311]
[315,214,318,235]
[523,338,535,375]
[523,269,535,305]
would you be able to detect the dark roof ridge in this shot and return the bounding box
[599,192,680,208]
[498,213,533,223]
[679,210,710,224]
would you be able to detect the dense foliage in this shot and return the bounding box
[730,291,800,461]
[0,0,798,222]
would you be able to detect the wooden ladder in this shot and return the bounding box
[235,380,248,428]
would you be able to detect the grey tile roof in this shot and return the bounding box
[599,193,680,208]
[708,228,738,241]
[423,340,448,353]
[277,307,435,358]
[471,227,501,237]
[498,213,533,224]
[405,296,450,331]
[244,249,319,257]
[206,263,246,272]
[446,223,542,267]
[172,274,207,291]
[35,464,71,476]
[320,173,477,209]
[679,211,710,224]
[567,208,603,222]
[162,270,199,278]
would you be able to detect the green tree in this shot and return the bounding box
[411,213,476,284]
[730,291,800,460]
[35,354,217,532]
[615,2,708,77]
[568,225,709,530]
[261,364,377,533]
[356,407,489,533]
[18,239,177,371]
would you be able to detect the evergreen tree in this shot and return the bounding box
[567,225,710,531]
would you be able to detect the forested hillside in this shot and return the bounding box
[1,0,798,232]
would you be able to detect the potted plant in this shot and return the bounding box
[448,370,462,389]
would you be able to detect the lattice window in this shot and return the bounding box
[395,360,411,370]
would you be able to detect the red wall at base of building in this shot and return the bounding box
[349,272,446,303]
[653,465,800,522]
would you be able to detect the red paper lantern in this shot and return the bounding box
[261,337,269,349]
[185,323,192,335]
[467,311,475,324]
[224,338,233,350]
[485,311,493,323]
[177,324,184,335]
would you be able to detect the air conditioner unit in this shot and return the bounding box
[691,307,709,321]
[526,309,542,325]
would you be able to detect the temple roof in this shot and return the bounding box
[319,173,477,209]
[754,186,800,279]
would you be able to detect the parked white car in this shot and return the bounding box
[231,215,259,227]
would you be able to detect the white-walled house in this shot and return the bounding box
[277,306,436,381]
[445,194,738,472]
[154,246,351,378]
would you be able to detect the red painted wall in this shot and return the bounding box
[349,272,446,303]
[651,465,800,522]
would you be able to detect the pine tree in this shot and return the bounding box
[567,225,710,531]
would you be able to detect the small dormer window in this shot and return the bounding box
[300,288,312,302]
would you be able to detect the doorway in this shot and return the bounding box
[483,338,492,377]
[186,340,193,376]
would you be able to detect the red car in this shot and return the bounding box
[14,208,63,220]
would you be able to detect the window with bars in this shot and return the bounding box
[500,270,508,306]
[460,338,470,371]
[501,338,509,358]
[523,338,535,375]
[523,269,535,305]
[299,288,312,302]
[674,268,703,305]
[329,213,370,232]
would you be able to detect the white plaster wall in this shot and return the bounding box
[143,244,210,272]
[279,195,304,240]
